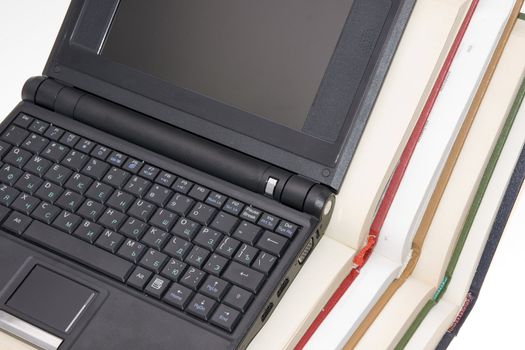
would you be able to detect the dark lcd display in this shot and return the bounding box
[102,0,354,131]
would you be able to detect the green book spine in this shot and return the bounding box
[395,72,525,350]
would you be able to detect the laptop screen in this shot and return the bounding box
[102,0,354,132]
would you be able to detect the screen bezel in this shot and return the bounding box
[44,0,411,190]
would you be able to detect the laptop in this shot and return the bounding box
[0,1,414,349]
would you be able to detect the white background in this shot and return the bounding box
[0,1,524,349]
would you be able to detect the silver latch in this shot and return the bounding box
[265,177,278,197]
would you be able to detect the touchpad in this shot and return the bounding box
[6,266,96,333]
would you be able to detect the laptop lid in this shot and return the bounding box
[43,0,414,191]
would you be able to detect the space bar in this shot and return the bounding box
[23,221,134,282]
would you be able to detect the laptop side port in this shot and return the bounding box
[261,303,274,322]
[298,237,314,265]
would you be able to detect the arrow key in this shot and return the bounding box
[211,304,241,332]
[187,293,217,321]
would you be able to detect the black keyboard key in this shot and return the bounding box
[141,226,170,250]
[149,208,177,232]
[206,192,227,208]
[161,258,187,281]
[194,227,222,251]
[44,164,72,186]
[216,237,241,259]
[117,239,147,263]
[52,210,82,233]
[234,244,258,266]
[275,221,299,239]
[106,190,134,212]
[2,211,32,234]
[81,158,110,180]
[95,229,125,253]
[185,246,210,269]
[59,132,80,147]
[172,177,193,194]
[124,175,151,198]
[2,125,29,146]
[127,266,152,290]
[155,171,176,187]
[41,142,69,162]
[75,138,95,154]
[145,184,172,207]
[139,164,159,180]
[65,172,93,195]
[0,164,23,186]
[240,206,262,223]
[98,208,126,231]
[73,220,103,243]
[211,212,239,235]
[31,201,60,224]
[180,267,206,290]
[200,275,229,301]
[252,252,277,275]
[14,172,42,194]
[166,193,194,216]
[13,114,34,128]
[187,294,217,321]
[4,147,32,168]
[256,231,288,257]
[188,202,216,226]
[103,167,130,189]
[61,150,89,171]
[76,199,104,221]
[119,217,148,240]
[163,235,192,260]
[211,304,241,332]
[0,184,19,207]
[233,221,262,245]
[172,217,200,241]
[223,286,253,313]
[163,283,193,310]
[86,181,113,203]
[12,193,40,215]
[145,275,170,299]
[23,155,51,177]
[34,181,63,203]
[203,254,229,276]
[21,133,48,154]
[139,248,168,273]
[56,190,83,212]
[107,151,127,167]
[0,140,11,159]
[258,213,280,231]
[128,199,156,222]
[122,158,142,174]
[43,126,64,141]
[188,185,210,202]
[28,120,49,134]
[91,144,111,160]
[222,262,264,293]
[23,220,134,282]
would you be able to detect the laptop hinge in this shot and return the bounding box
[22,76,335,218]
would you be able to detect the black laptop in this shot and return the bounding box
[0,1,414,349]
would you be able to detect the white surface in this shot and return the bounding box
[0,1,523,349]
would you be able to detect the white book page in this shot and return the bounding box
[325,0,471,250]
[354,22,525,349]
[304,254,399,350]
[375,0,515,264]
[407,67,525,349]
[412,24,525,286]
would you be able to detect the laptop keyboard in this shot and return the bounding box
[0,113,300,332]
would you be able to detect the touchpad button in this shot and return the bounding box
[7,266,96,333]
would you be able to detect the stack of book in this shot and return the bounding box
[250,0,525,349]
